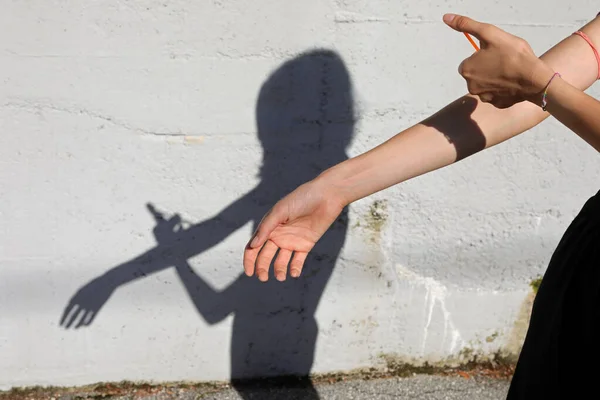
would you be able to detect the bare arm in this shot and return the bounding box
[322,16,600,205]
[244,16,600,280]
[543,73,600,151]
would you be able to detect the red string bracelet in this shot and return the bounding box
[573,31,600,80]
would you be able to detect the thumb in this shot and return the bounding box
[443,14,489,41]
[248,205,287,248]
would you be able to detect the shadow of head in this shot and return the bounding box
[255,50,356,186]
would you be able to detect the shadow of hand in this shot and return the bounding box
[60,275,116,329]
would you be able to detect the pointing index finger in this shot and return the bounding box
[443,14,490,43]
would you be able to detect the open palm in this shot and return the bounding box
[243,180,345,282]
[60,275,115,328]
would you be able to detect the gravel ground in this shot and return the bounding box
[1,375,510,400]
[199,375,510,400]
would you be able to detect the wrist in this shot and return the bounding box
[525,60,556,106]
[314,160,360,207]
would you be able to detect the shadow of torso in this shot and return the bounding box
[179,151,349,380]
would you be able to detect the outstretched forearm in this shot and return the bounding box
[543,75,600,151]
[101,246,177,286]
[320,18,600,205]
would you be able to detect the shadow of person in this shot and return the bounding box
[60,50,355,398]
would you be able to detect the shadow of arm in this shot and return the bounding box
[168,192,257,261]
[174,261,243,324]
[60,192,256,329]
[60,245,175,328]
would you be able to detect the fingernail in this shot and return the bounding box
[291,270,299,278]
[258,273,268,282]
[276,273,285,281]
[250,235,259,248]
[443,14,455,23]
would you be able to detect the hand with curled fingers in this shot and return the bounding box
[443,13,555,109]
[243,179,346,282]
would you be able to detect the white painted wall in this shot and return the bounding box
[1,0,599,390]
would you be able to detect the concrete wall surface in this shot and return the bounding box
[2,0,599,390]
